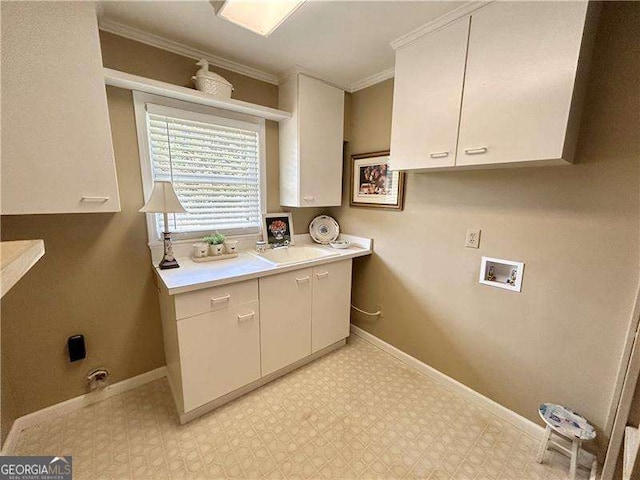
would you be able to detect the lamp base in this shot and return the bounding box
[159,257,180,270]
[159,231,180,269]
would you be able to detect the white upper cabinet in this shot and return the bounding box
[279,74,345,207]
[389,18,470,171]
[1,2,120,214]
[390,1,594,172]
[457,2,590,167]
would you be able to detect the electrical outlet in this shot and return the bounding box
[465,229,481,248]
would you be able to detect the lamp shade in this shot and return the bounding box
[139,181,187,214]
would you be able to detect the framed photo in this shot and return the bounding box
[350,151,405,210]
[262,213,295,246]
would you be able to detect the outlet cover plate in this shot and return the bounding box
[465,229,481,248]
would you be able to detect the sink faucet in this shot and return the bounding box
[271,240,290,249]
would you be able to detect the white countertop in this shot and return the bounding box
[155,234,372,295]
[0,240,45,298]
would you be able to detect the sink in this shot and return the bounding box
[249,245,339,266]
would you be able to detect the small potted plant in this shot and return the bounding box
[203,233,226,256]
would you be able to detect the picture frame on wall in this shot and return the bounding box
[350,151,405,210]
[262,213,295,246]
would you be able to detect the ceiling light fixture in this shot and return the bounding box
[214,0,306,37]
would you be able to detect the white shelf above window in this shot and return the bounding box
[103,68,292,122]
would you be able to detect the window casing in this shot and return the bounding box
[133,93,266,244]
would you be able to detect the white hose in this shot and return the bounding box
[350,304,382,317]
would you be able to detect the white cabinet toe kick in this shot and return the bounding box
[158,258,353,423]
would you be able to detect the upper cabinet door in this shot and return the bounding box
[456,2,589,167]
[389,18,470,171]
[1,2,120,214]
[279,74,345,208]
[298,75,345,207]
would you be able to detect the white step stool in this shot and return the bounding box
[536,403,596,480]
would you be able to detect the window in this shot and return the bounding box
[134,94,265,242]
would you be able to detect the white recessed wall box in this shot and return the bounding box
[479,257,525,292]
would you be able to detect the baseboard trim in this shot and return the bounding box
[1,331,598,472]
[1,366,167,455]
[349,325,597,470]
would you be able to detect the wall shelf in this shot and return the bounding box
[103,68,292,122]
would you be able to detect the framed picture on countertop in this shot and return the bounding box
[262,213,295,246]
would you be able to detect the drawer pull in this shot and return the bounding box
[80,196,109,203]
[464,147,488,155]
[211,294,231,303]
[316,271,329,279]
[295,276,310,284]
[237,312,255,322]
[303,195,315,202]
[429,151,449,159]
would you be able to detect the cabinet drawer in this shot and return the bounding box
[175,279,258,320]
[178,300,261,412]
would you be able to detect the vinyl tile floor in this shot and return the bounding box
[11,336,590,480]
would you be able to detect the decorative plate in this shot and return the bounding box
[309,215,340,244]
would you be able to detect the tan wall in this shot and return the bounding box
[0,31,322,442]
[0,85,166,442]
[331,2,639,457]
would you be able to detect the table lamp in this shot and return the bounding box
[140,181,187,269]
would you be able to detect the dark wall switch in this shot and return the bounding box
[68,335,86,362]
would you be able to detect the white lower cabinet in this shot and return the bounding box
[260,268,313,376]
[178,301,261,412]
[312,261,352,353]
[159,259,353,422]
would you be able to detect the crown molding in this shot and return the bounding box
[98,19,280,85]
[390,1,494,50]
[348,67,395,93]
[99,1,490,97]
[278,65,350,92]
[279,66,394,94]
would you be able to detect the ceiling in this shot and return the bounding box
[98,1,464,91]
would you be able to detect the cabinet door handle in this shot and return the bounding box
[295,276,310,284]
[80,196,109,203]
[429,151,449,159]
[464,147,488,155]
[303,196,315,202]
[211,294,231,304]
[237,312,255,322]
[316,271,329,279]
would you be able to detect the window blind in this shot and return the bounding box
[145,107,262,237]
